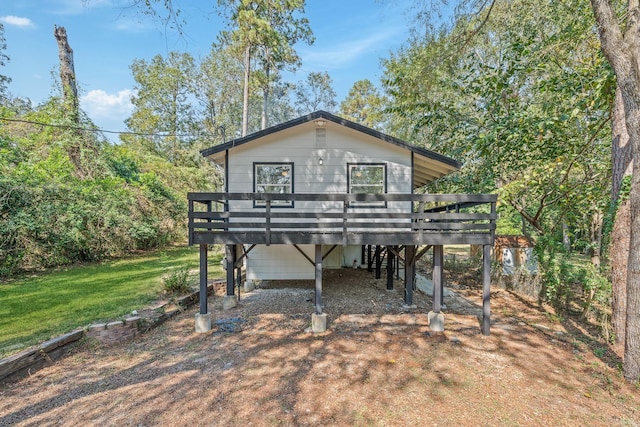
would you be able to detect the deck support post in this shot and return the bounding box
[367,245,373,272]
[481,244,491,335]
[374,245,382,279]
[236,256,242,301]
[312,244,327,332]
[428,245,445,332]
[223,244,237,310]
[195,244,211,333]
[404,245,415,306]
[386,245,394,290]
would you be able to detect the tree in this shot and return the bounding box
[198,43,246,143]
[610,87,633,347]
[125,52,201,163]
[53,25,79,124]
[589,0,640,382]
[218,0,313,134]
[294,71,337,115]
[339,79,387,129]
[0,24,11,99]
[385,0,612,238]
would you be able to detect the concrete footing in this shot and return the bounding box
[428,311,445,332]
[311,313,327,333]
[195,313,212,333]
[222,295,238,310]
[244,280,255,292]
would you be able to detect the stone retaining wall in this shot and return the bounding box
[0,281,220,384]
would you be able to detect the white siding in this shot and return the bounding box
[227,121,413,280]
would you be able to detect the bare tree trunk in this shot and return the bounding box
[611,86,633,346]
[590,210,603,269]
[242,45,250,137]
[562,221,571,252]
[53,25,78,123]
[261,65,270,130]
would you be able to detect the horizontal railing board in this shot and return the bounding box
[190,211,496,221]
[191,231,495,246]
[188,192,497,246]
[188,192,497,203]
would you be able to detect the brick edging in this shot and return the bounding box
[0,280,221,384]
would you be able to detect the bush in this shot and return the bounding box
[162,266,192,294]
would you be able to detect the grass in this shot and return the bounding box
[0,245,224,357]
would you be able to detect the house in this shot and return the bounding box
[189,111,497,334]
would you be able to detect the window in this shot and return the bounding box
[254,163,294,207]
[348,163,386,207]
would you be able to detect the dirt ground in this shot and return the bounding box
[1,266,639,426]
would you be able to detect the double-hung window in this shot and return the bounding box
[254,162,294,207]
[347,163,386,207]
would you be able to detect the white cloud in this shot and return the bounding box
[81,88,134,123]
[301,27,404,70]
[0,15,35,28]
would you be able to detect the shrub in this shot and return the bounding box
[162,266,192,294]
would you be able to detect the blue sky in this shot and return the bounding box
[1,0,415,138]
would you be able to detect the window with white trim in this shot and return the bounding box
[348,163,386,207]
[254,163,294,207]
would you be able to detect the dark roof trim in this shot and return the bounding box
[200,110,461,169]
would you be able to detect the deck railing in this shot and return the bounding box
[188,192,497,246]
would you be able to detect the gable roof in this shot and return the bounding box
[201,110,461,188]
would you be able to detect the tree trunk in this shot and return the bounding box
[612,197,631,343]
[590,210,603,269]
[589,0,640,382]
[611,86,633,345]
[242,45,251,137]
[261,60,270,130]
[562,221,571,252]
[53,25,79,124]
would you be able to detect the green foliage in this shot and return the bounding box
[533,235,610,312]
[383,0,612,240]
[294,71,337,115]
[0,23,11,97]
[0,93,220,276]
[339,79,388,130]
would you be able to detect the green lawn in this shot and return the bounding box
[0,245,224,357]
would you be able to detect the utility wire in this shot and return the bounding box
[0,116,206,138]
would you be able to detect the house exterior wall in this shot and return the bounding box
[228,122,414,280]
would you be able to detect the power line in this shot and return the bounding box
[0,116,206,138]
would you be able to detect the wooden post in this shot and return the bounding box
[236,251,242,301]
[375,245,382,279]
[226,244,235,297]
[199,244,208,315]
[482,244,491,335]
[367,245,373,272]
[404,245,415,305]
[315,244,323,315]
[386,245,394,290]
[433,245,443,313]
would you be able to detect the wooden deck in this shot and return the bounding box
[188,192,497,335]
[188,192,497,246]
